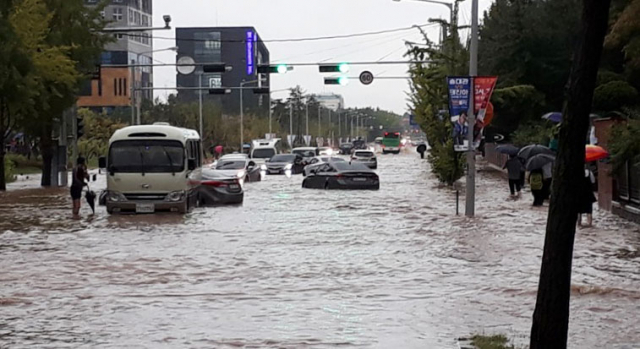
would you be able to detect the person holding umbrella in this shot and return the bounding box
[70,157,89,217]
[578,165,597,227]
[503,154,525,198]
[525,153,555,207]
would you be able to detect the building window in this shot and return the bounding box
[123,78,127,96]
[129,9,134,24]
[141,15,149,26]
[194,32,221,59]
[112,7,123,21]
[135,11,141,25]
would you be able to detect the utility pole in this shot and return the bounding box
[465,0,479,217]
[268,93,272,135]
[130,60,135,125]
[305,100,309,137]
[289,98,293,142]
[318,105,322,139]
[199,72,204,143]
[338,112,341,140]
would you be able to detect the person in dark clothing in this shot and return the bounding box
[503,154,524,197]
[71,157,89,216]
[529,169,545,206]
[578,167,597,227]
[542,162,553,200]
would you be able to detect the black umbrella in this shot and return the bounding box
[495,144,520,156]
[518,144,555,160]
[85,185,96,214]
[526,154,556,171]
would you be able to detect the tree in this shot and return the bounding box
[529,0,611,347]
[407,13,468,185]
[0,0,32,190]
[14,0,108,187]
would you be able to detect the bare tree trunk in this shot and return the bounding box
[529,0,611,348]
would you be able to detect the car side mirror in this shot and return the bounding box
[188,158,197,171]
[108,164,115,176]
[98,156,107,169]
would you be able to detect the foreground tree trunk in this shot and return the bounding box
[529,0,611,348]
[0,150,6,191]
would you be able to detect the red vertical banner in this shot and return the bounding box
[474,76,498,114]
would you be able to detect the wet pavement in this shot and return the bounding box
[1,152,639,348]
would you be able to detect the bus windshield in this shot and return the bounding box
[109,140,185,173]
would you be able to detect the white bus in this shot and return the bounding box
[99,123,203,214]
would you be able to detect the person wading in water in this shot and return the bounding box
[70,157,89,216]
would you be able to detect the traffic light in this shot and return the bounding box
[324,77,349,86]
[257,64,292,74]
[319,63,349,73]
[76,117,85,139]
[252,87,270,94]
[203,64,232,73]
[208,88,231,95]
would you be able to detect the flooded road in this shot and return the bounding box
[1,153,639,348]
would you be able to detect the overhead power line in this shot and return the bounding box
[122,23,435,44]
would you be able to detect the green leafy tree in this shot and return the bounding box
[15,0,109,186]
[592,80,638,112]
[0,0,32,190]
[407,14,468,185]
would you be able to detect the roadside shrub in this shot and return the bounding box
[4,157,16,183]
[5,153,41,169]
[593,80,638,112]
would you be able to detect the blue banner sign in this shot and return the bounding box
[447,76,471,118]
[246,30,256,75]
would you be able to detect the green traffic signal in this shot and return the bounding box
[324,77,349,86]
[276,64,288,74]
[319,63,350,73]
[339,76,349,85]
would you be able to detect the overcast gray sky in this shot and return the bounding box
[152,0,494,114]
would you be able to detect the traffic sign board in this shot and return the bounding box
[359,71,374,85]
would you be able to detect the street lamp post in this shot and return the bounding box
[466,0,479,217]
[239,80,259,151]
[305,100,309,138]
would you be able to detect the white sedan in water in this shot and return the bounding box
[302,156,346,176]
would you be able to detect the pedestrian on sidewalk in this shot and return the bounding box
[578,166,597,227]
[70,157,89,216]
[529,169,545,206]
[542,161,553,200]
[503,154,524,197]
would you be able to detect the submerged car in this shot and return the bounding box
[302,162,380,190]
[292,147,319,163]
[265,154,305,175]
[199,168,244,205]
[214,158,262,182]
[339,143,354,155]
[351,150,377,169]
[303,156,346,176]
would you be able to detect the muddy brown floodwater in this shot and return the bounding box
[1,153,639,348]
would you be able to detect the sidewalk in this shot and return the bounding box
[5,170,102,191]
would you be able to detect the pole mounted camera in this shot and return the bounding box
[163,15,172,29]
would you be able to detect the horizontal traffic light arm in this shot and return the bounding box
[257,64,293,74]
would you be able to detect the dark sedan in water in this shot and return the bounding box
[265,154,305,175]
[302,162,379,190]
[199,169,244,205]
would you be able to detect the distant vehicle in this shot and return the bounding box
[303,156,346,176]
[265,154,305,175]
[339,143,354,155]
[374,137,383,145]
[318,147,334,156]
[199,168,244,205]
[292,147,319,162]
[382,132,401,154]
[250,138,282,164]
[302,162,380,190]
[353,138,367,150]
[220,153,249,160]
[99,123,202,214]
[351,150,377,169]
[214,158,262,182]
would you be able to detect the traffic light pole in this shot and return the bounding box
[465,0,479,217]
